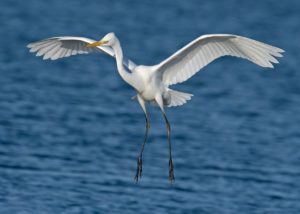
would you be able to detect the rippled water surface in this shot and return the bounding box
[1,0,300,213]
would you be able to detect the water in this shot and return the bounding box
[1,0,300,213]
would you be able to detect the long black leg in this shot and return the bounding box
[134,95,149,183]
[162,112,175,183]
[134,113,150,183]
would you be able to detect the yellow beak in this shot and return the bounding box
[87,40,108,47]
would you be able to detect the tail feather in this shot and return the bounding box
[166,89,193,107]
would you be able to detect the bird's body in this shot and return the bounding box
[28,32,284,183]
[133,65,164,103]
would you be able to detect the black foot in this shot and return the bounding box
[134,157,143,183]
[169,159,175,183]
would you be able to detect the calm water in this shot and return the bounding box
[0,0,300,213]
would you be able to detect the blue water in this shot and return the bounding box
[1,0,300,213]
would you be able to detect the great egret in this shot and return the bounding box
[27,32,284,183]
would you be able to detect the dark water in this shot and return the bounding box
[1,0,300,213]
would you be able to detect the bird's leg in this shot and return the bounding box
[134,113,150,182]
[155,95,175,183]
[134,95,150,183]
[162,112,175,183]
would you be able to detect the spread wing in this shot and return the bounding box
[27,36,136,70]
[156,34,284,86]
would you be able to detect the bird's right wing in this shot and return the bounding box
[155,34,284,86]
[27,36,136,71]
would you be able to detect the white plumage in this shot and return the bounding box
[27,32,284,182]
[157,34,283,86]
[27,36,136,70]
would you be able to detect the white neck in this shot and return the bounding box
[111,38,134,87]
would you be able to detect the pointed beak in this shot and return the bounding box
[87,40,108,47]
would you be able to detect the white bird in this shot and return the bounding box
[27,32,284,183]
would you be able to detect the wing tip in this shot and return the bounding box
[29,48,36,53]
[277,47,285,53]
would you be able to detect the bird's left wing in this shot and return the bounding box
[155,34,284,86]
[27,36,136,70]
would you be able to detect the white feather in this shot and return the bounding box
[27,36,136,70]
[156,34,284,86]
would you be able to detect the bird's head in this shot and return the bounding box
[87,32,116,47]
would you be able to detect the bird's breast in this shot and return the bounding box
[135,66,162,101]
[140,85,157,101]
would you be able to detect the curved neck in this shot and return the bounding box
[112,39,134,86]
